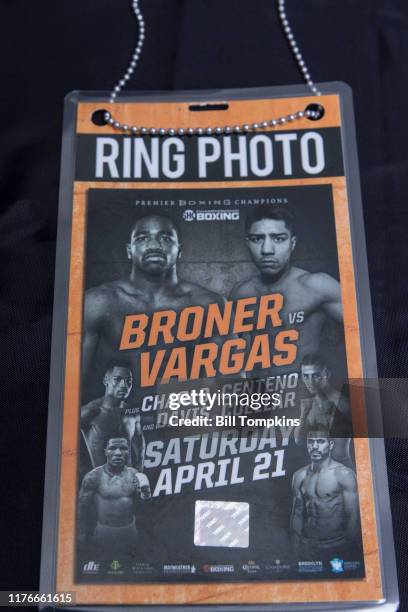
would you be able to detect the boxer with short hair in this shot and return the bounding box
[230,206,343,374]
[77,437,151,553]
[82,213,224,387]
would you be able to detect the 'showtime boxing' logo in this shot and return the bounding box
[182,209,239,222]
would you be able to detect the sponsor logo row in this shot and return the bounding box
[83,558,361,576]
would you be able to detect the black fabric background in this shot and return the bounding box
[0,0,407,609]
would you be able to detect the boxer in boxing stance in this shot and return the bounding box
[81,364,144,471]
[77,437,151,553]
[290,431,359,561]
[230,206,343,374]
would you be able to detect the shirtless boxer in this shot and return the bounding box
[83,213,224,390]
[81,365,144,471]
[77,438,151,553]
[290,431,359,561]
[294,354,352,466]
[229,206,343,374]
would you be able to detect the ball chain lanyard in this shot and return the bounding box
[104,0,324,136]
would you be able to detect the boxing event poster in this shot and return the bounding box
[45,88,387,607]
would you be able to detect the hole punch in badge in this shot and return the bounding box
[194,501,249,548]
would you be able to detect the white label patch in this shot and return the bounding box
[194,501,249,548]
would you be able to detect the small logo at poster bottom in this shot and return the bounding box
[330,558,344,573]
[344,560,361,571]
[163,564,197,574]
[298,561,323,573]
[107,559,124,575]
[242,560,261,574]
[110,560,121,571]
[132,562,156,575]
[83,561,100,574]
[202,564,234,573]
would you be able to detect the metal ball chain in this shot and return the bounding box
[278,0,321,97]
[104,0,322,136]
[103,109,318,136]
[109,0,145,103]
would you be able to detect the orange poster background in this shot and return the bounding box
[55,94,383,605]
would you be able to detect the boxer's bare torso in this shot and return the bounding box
[83,278,224,380]
[292,460,357,544]
[78,465,151,536]
[230,266,342,373]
